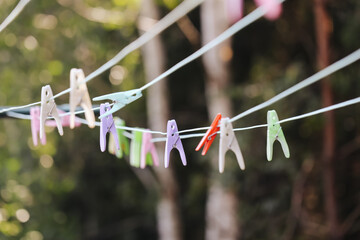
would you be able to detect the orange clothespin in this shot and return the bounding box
[195,113,222,155]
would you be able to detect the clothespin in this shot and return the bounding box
[130,130,142,168]
[254,0,282,20]
[108,117,129,158]
[164,120,187,168]
[100,103,120,152]
[69,68,95,129]
[30,107,46,146]
[46,109,82,128]
[266,110,290,161]
[226,0,244,24]
[93,89,142,119]
[196,113,222,155]
[141,131,159,169]
[40,85,63,140]
[219,117,245,173]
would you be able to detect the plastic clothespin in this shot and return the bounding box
[40,85,63,140]
[100,103,120,152]
[30,107,46,146]
[266,110,290,161]
[130,130,142,168]
[69,68,95,129]
[46,109,82,128]
[196,113,222,155]
[108,117,130,158]
[226,0,244,24]
[141,131,159,169]
[219,117,245,173]
[254,0,282,20]
[93,89,142,119]
[164,120,187,168]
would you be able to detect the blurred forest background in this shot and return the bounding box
[0,0,359,239]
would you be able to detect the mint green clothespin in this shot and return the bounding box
[130,130,143,168]
[267,110,290,161]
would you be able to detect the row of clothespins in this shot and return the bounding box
[29,69,290,173]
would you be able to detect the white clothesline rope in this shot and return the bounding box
[0,0,31,33]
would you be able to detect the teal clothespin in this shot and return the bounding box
[267,110,290,161]
[93,89,142,119]
[130,130,143,168]
[114,117,129,158]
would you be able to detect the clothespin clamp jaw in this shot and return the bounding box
[254,0,282,20]
[30,106,46,146]
[100,103,120,152]
[141,131,159,169]
[40,85,63,140]
[164,120,187,168]
[219,117,245,173]
[266,110,290,161]
[93,89,143,119]
[196,113,222,155]
[130,130,142,168]
[69,68,95,129]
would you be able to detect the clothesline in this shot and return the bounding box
[0,0,31,33]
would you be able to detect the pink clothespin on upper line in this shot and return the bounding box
[164,120,187,168]
[40,85,63,140]
[254,0,282,20]
[100,103,120,152]
[141,131,159,169]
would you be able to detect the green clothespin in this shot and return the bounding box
[130,130,143,168]
[108,118,129,158]
[114,118,129,158]
[267,110,290,161]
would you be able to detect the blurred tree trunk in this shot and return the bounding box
[139,1,183,240]
[313,0,341,239]
[201,1,240,240]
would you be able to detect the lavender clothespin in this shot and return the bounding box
[100,103,120,152]
[164,120,187,168]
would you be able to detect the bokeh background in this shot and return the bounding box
[0,0,359,239]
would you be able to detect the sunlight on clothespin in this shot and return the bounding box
[219,117,245,173]
[100,103,119,152]
[196,113,222,155]
[93,89,142,119]
[266,110,290,161]
[130,130,142,168]
[226,0,244,24]
[165,120,187,168]
[69,68,95,129]
[30,107,46,146]
[254,0,282,20]
[40,85,63,140]
[141,131,159,169]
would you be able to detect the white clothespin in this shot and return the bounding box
[219,117,245,173]
[40,85,63,140]
[69,68,95,129]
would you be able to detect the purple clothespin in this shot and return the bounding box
[30,107,46,146]
[254,0,282,20]
[141,131,159,169]
[226,0,244,24]
[164,120,187,168]
[100,103,120,152]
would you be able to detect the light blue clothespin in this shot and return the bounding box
[93,89,142,119]
[267,110,290,161]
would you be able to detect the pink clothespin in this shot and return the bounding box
[100,103,120,152]
[30,107,46,146]
[164,120,187,168]
[254,0,282,20]
[140,131,159,169]
[226,0,244,24]
[46,110,81,128]
[40,85,63,140]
